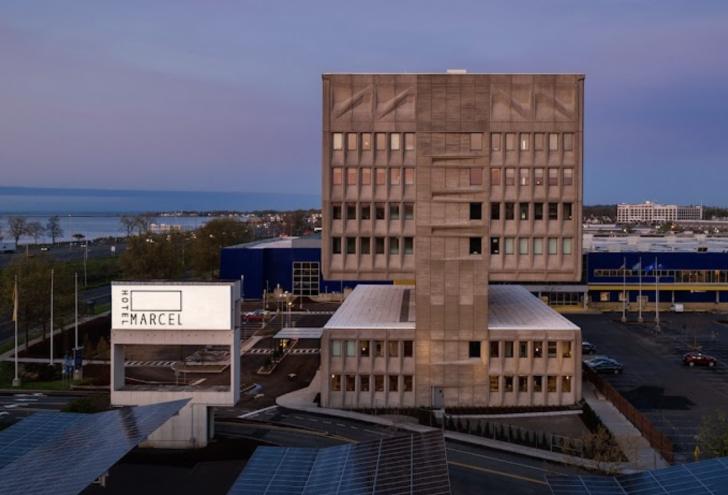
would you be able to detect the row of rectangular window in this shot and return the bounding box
[593,269,728,284]
[489,375,572,393]
[330,374,414,393]
[490,132,575,152]
[331,339,414,358]
[490,167,574,187]
[472,340,572,359]
[332,203,414,221]
[331,237,414,255]
[332,132,415,152]
[486,236,573,256]
[489,202,573,221]
[332,167,415,186]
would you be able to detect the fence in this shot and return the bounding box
[584,366,674,463]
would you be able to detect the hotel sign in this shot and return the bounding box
[112,283,234,330]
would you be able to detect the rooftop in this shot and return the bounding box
[224,234,321,250]
[488,285,579,331]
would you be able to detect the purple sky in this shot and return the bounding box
[1,1,727,204]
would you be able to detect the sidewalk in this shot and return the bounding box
[582,381,669,470]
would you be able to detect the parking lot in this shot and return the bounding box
[567,312,728,463]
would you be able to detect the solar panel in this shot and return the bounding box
[547,456,728,495]
[228,430,451,495]
[0,398,189,495]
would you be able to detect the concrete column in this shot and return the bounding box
[111,342,124,391]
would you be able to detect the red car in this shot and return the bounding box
[682,351,717,368]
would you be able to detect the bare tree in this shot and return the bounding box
[134,213,152,235]
[46,216,63,244]
[120,215,136,237]
[7,216,27,245]
[25,221,45,245]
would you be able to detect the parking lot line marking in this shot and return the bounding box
[448,460,548,485]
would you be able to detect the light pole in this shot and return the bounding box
[50,268,54,365]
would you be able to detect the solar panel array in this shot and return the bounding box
[547,456,728,494]
[0,398,189,495]
[228,430,451,495]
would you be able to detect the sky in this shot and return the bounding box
[1,1,727,205]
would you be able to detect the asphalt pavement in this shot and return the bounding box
[0,391,77,422]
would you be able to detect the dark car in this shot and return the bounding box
[682,351,717,368]
[586,357,624,374]
[582,341,597,354]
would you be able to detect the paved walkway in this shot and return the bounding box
[583,381,669,470]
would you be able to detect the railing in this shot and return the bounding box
[584,366,674,463]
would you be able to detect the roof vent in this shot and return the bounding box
[446,69,467,74]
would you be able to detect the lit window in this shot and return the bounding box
[470,168,482,186]
[347,133,357,151]
[490,237,500,255]
[389,237,399,255]
[533,238,543,255]
[332,168,343,185]
[519,203,529,221]
[490,168,501,186]
[470,133,482,150]
[504,237,514,255]
[390,133,401,151]
[489,376,499,392]
[332,340,341,357]
[562,375,572,393]
[404,133,415,150]
[332,133,343,151]
[563,238,572,255]
[520,134,529,151]
[469,237,482,255]
[548,238,558,255]
[505,168,515,186]
[390,168,401,185]
[519,168,529,186]
[519,238,528,255]
[506,133,516,150]
[469,341,481,358]
[490,202,500,220]
[362,133,372,150]
[332,237,341,254]
[346,168,357,186]
[330,374,341,391]
[404,168,415,185]
[534,168,544,185]
[491,133,501,151]
[361,168,371,185]
[548,133,559,151]
[534,341,543,358]
[562,341,572,358]
[404,237,414,255]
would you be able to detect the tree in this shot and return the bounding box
[25,222,45,244]
[696,411,728,458]
[119,214,152,237]
[120,233,187,280]
[46,216,63,244]
[282,210,310,236]
[7,216,27,245]
[190,218,254,278]
[72,233,85,243]
[120,215,136,237]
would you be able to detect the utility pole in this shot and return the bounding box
[83,243,88,287]
[50,268,54,365]
[638,257,643,323]
[621,256,627,322]
[12,275,20,387]
[655,256,660,330]
[74,272,79,349]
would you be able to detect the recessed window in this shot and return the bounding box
[563,168,574,186]
[505,202,515,220]
[346,237,356,254]
[491,133,501,151]
[519,238,528,255]
[548,202,558,220]
[562,341,572,358]
[346,204,356,220]
[470,202,482,220]
[359,375,370,392]
[563,238,573,255]
[330,374,341,391]
[375,204,385,220]
[375,168,386,185]
[332,133,343,151]
[490,202,500,221]
[534,133,544,150]
[548,341,557,358]
[489,376,499,392]
[403,375,413,392]
[389,237,400,255]
[534,168,544,186]
[390,133,401,151]
[332,205,342,220]
[362,133,372,150]
[375,237,385,254]
[519,203,529,221]
[490,168,501,186]
[504,341,514,358]
[374,340,384,357]
[534,341,543,358]
[533,375,543,392]
[388,341,399,357]
[404,203,415,220]
[564,202,573,220]
[562,375,572,393]
[361,168,371,185]
[470,133,482,150]
[346,168,357,185]
[389,204,400,220]
[534,202,543,220]
[533,238,543,255]
[332,168,343,185]
[374,375,384,392]
[390,168,401,186]
[470,168,482,186]
[332,340,341,357]
[347,133,357,151]
[548,133,559,151]
[404,237,414,255]
[520,134,529,151]
[564,133,574,151]
[518,376,528,393]
[469,237,482,255]
[388,375,399,392]
[519,168,529,186]
[403,340,413,357]
[547,376,557,393]
[489,341,500,358]
[404,168,415,185]
[504,376,514,393]
[519,341,528,358]
[360,205,371,220]
[548,238,558,255]
[404,133,415,150]
[469,341,481,358]
[332,237,341,254]
[360,237,371,254]
[506,133,516,151]
[346,375,355,391]
[490,237,500,255]
[375,133,387,150]
[548,168,558,186]
[504,237,514,255]
[505,168,515,186]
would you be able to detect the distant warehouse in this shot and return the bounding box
[617,201,703,223]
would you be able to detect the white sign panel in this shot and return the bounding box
[112,283,234,330]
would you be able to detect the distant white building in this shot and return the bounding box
[617,201,702,223]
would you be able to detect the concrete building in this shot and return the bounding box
[320,72,584,409]
[616,201,703,223]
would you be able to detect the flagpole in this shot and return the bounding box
[638,256,643,323]
[655,256,660,330]
[50,268,54,365]
[74,272,79,349]
[12,275,20,387]
[621,256,627,322]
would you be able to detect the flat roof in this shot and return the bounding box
[225,234,322,250]
[488,285,579,331]
[274,327,324,339]
[322,72,585,76]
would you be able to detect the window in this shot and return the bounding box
[469,237,482,255]
[332,237,342,254]
[519,341,528,358]
[390,133,401,151]
[548,238,558,255]
[548,133,559,151]
[332,340,341,357]
[548,168,558,186]
[390,168,401,185]
[347,133,357,150]
[533,238,543,255]
[534,133,544,150]
[331,374,341,391]
[489,341,500,358]
[490,168,501,186]
[470,203,482,220]
[404,168,415,185]
[388,341,399,357]
[547,376,557,393]
[533,376,543,392]
[491,133,501,151]
[563,168,574,186]
[346,204,356,220]
[361,168,371,185]
[346,375,355,391]
[389,237,400,255]
[346,237,356,254]
[470,133,482,150]
[534,168,544,185]
[534,341,543,358]
[375,237,385,254]
[344,340,355,357]
[519,168,529,186]
[362,133,372,150]
[470,168,482,186]
[293,261,320,296]
[519,203,529,221]
[360,375,370,392]
[504,237,514,255]
[347,168,357,185]
[404,133,415,150]
[333,133,343,150]
[518,376,528,393]
[520,133,529,151]
[360,237,371,254]
[548,202,558,220]
[599,292,610,302]
[564,202,573,220]
[562,341,572,358]
[504,376,514,392]
[389,204,400,220]
[504,341,514,358]
[374,340,384,357]
[519,238,528,255]
[505,202,515,220]
[490,237,500,255]
[374,375,384,392]
[564,133,574,151]
[403,340,413,357]
[562,375,572,393]
[547,341,557,358]
[332,168,343,185]
[489,376,499,392]
[534,202,543,220]
[404,203,414,219]
[375,133,386,150]
[361,204,371,220]
[332,205,342,220]
[505,168,515,186]
[360,340,370,357]
[375,168,386,185]
[563,238,572,255]
[469,341,481,359]
[506,133,516,150]
[375,204,385,220]
[490,202,500,220]
[403,375,413,392]
[404,237,414,255]
[388,375,399,392]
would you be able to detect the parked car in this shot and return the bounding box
[585,357,624,374]
[243,309,268,322]
[582,341,597,354]
[682,351,717,368]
